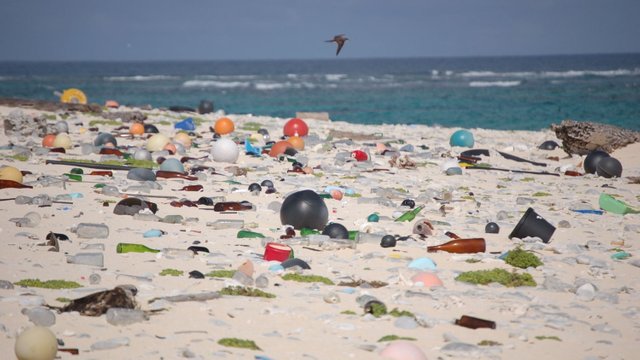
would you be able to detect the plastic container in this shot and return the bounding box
[66,252,104,267]
[75,223,109,239]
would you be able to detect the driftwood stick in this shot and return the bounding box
[0,97,102,113]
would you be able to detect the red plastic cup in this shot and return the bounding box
[263,242,293,262]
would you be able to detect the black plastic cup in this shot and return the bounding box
[508,208,556,243]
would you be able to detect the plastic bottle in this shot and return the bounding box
[106,308,148,326]
[454,315,496,329]
[206,219,245,229]
[116,243,160,254]
[75,223,109,239]
[355,232,385,244]
[427,238,486,254]
[394,205,425,222]
[66,252,104,267]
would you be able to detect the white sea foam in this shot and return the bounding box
[325,74,347,81]
[182,80,250,88]
[104,75,179,81]
[541,69,640,78]
[469,81,521,88]
[195,74,257,80]
[459,71,536,78]
[254,82,317,90]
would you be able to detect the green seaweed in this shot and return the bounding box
[60,158,158,169]
[88,119,122,127]
[55,297,71,303]
[532,192,551,197]
[520,177,535,182]
[205,270,236,278]
[241,122,263,131]
[455,268,536,287]
[281,273,334,285]
[217,338,261,350]
[5,154,29,162]
[504,247,543,269]
[366,302,388,317]
[378,335,417,342]
[389,308,415,318]
[14,279,82,289]
[478,340,502,346]
[341,310,357,315]
[465,258,482,264]
[159,268,184,276]
[535,335,561,341]
[219,286,275,298]
[44,114,57,120]
[156,120,172,126]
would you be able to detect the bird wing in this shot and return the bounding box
[336,41,345,55]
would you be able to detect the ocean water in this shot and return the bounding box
[1,54,639,131]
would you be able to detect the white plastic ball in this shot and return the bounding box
[54,121,69,134]
[211,138,239,163]
[15,326,58,360]
[133,149,152,161]
[146,134,170,152]
[379,341,427,360]
[52,133,72,149]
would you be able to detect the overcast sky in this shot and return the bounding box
[1,0,639,61]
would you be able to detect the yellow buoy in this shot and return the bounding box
[60,88,87,104]
[0,166,23,184]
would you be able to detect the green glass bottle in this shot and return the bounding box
[394,205,424,222]
[64,173,83,181]
[116,243,160,254]
[300,228,320,236]
[236,230,265,238]
[348,230,358,240]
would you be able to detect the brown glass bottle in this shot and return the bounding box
[454,315,496,329]
[155,170,198,181]
[427,238,486,253]
[213,201,253,212]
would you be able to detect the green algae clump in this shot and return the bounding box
[389,308,415,318]
[159,268,184,276]
[14,279,82,289]
[455,268,536,287]
[535,335,561,341]
[205,270,235,278]
[219,286,275,298]
[281,273,334,285]
[504,247,543,269]
[217,338,261,350]
[378,335,417,342]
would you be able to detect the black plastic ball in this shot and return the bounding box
[596,156,622,178]
[380,235,397,248]
[189,270,205,279]
[261,180,274,188]
[197,196,214,206]
[538,140,560,150]
[584,150,610,174]
[258,128,269,136]
[485,222,500,234]
[143,124,159,134]
[94,132,118,147]
[280,190,328,230]
[284,147,298,156]
[401,199,416,209]
[198,100,214,114]
[248,183,262,193]
[322,223,349,239]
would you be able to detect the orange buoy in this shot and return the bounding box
[269,140,293,158]
[105,100,120,108]
[283,118,308,137]
[129,123,145,135]
[164,143,177,155]
[286,135,305,150]
[214,117,235,135]
[42,134,56,148]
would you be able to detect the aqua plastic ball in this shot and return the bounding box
[449,130,475,148]
[159,158,184,173]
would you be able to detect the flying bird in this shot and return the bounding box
[326,34,348,56]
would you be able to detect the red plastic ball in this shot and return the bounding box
[283,118,309,137]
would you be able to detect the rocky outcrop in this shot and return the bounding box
[551,119,640,155]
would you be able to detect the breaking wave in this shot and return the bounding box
[182,80,250,88]
[469,81,521,88]
[104,75,179,81]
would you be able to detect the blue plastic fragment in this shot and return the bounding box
[174,117,195,131]
[498,251,509,260]
[324,186,355,195]
[68,192,84,199]
[245,138,262,156]
[611,251,631,260]
[268,264,284,272]
[408,257,437,271]
[143,229,164,238]
[572,209,604,215]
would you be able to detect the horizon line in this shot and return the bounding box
[1,51,639,63]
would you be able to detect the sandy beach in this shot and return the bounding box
[1,104,639,360]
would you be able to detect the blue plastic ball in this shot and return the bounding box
[159,158,184,173]
[450,130,475,148]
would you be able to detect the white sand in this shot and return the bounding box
[0,104,639,359]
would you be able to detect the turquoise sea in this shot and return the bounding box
[1,53,639,130]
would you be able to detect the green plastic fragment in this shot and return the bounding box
[611,251,631,260]
[599,193,640,215]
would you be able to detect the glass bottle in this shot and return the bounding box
[454,315,496,329]
[427,238,486,253]
[237,230,265,238]
[213,201,254,211]
[116,243,160,254]
[394,205,424,222]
